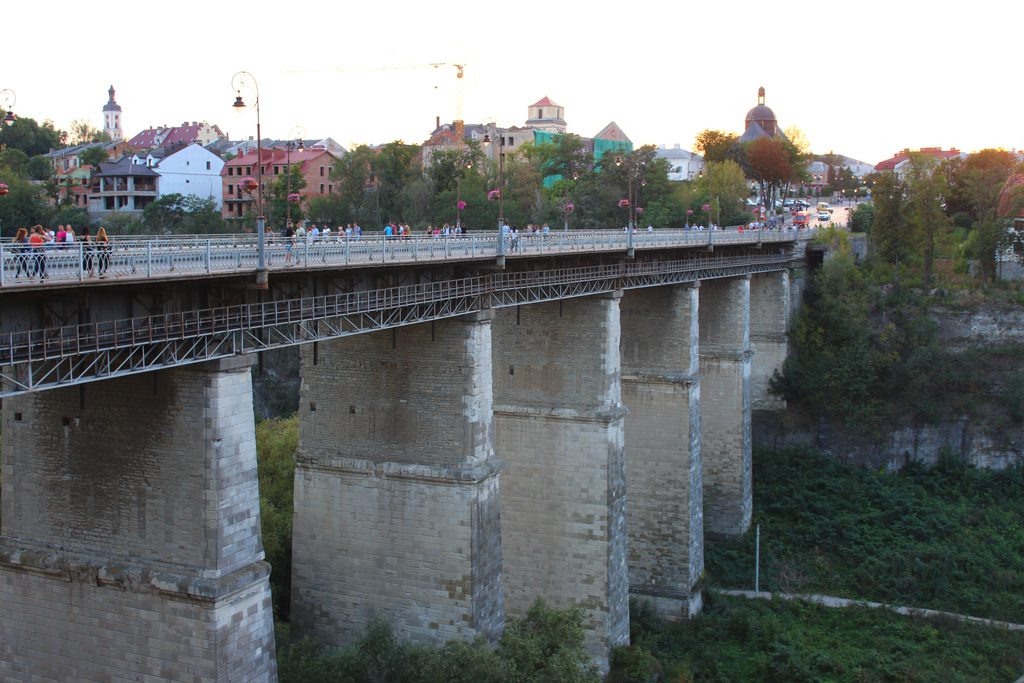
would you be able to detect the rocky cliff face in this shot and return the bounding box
[757,303,1024,470]
[252,347,301,419]
[754,411,1022,472]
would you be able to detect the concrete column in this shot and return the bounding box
[750,271,791,410]
[291,311,503,647]
[0,357,276,682]
[699,276,753,536]
[620,283,704,619]
[492,293,628,666]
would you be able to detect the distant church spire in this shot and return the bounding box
[757,86,766,106]
[103,84,123,142]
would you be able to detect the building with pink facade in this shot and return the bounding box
[221,146,339,220]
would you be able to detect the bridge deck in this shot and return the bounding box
[0,227,811,290]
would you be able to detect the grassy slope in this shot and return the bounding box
[705,448,1024,623]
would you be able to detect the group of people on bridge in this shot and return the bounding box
[9,224,112,280]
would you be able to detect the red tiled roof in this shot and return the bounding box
[222,148,335,175]
[876,148,960,171]
[530,96,559,108]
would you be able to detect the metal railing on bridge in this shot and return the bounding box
[0,227,815,289]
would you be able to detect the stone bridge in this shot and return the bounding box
[0,228,809,680]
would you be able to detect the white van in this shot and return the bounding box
[817,202,833,213]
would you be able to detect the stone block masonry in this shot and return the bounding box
[621,284,704,619]
[292,311,504,647]
[0,357,277,682]
[750,270,791,410]
[492,294,629,667]
[700,276,753,536]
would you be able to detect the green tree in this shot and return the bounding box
[24,155,52,181]
[79,146,109,168]
[949,149,1019,281]
[869,172,911,277]
[142,193,227,234]
[373,141,420,226]
[0,114,65,156]
[0,148,29,175]
[68,119,111,145]
[498,599,601,683]
[903,153,951,287]
[694,129,739,164]
[0,170,54,235]
[701,160,750,227]
[746,137,795,211]
[329,144,377,227]
[267,165,307,228]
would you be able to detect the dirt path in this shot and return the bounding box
[717,588,1024,632]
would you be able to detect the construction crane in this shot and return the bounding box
[287,63,465,132]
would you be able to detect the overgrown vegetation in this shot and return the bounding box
[256,416,299,619]
[706,447,1024,623]
[631,592,1024,682]
[275,599,600,683]
[772,245,1024,433]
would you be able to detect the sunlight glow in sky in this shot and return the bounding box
[5,0,1019,165]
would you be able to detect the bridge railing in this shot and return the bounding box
[0,227,815,288]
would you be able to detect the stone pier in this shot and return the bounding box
[750,271,791,410]
[699,276,753,536]
[492,294,629,665]
[291,312,504,646]
[620,284,704,619]
[0,358,277,682]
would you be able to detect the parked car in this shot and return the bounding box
[817,211,831,221]
[783,199,795,207]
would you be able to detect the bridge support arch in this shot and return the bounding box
[620,283,704,619]
[492,292,629,667]
[291,311,504,646]
[699,276,753,536]
[0,358,277,682]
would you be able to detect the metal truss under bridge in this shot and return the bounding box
[0,251,796,397]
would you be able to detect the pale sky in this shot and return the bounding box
[4,0,1020,165]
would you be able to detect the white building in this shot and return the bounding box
[656,144,704,181]
[153,144,225,208]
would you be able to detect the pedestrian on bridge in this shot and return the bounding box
[96,227,111,277]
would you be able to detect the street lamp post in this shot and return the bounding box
[456,153,471,232]
[285,126,306,227]
[483,128,506,262]
[231,71,267,286]
[0,89,16,127]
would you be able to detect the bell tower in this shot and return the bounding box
[103,85,123,142]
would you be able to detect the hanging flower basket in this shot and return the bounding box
[618,198,630,208]
[457,200,467,210]
[0,183,8,196]
[287,193,302,204]
[701,203,711,212]
[487,189,501,201]
[239,176,258,194]
[686,209,694,216]
[564,202,575,213]
[635,207,644,215]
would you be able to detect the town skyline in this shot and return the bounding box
[3,0,1019,165]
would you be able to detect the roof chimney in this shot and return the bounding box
[436,115,440,130]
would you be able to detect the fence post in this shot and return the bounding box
[78,242,84,282]
[206,240,212,273]
[0,243,5,287]
[146,241,152,277]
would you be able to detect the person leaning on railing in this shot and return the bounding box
[95,227,111,277]
[11,227,29,279]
